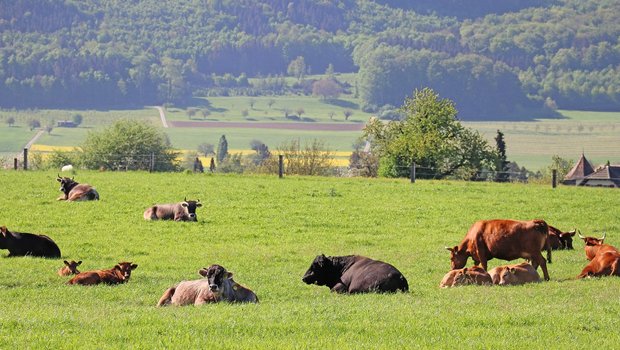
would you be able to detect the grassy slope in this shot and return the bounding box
[0,171,618,348]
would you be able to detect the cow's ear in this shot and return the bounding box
[114,264,121,270]
[56,177,62,182]
[181,202,188,207]
[226,272,234,279]
[77,261,82,266]
[131,264,138,270]
[64,260,70,266]
[198,268,208,277]
[196,203,202,207]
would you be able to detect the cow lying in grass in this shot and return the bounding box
[0,226,61,258]
[57,175,99,201]
[302,254,409,293]
[67,261,137,285]
[439,266,492,288]
[157,264,258,306]
[143,198,202,221]
[58,260,82,276]
[488,262,541,285]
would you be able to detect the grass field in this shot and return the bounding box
[0,171,618,348]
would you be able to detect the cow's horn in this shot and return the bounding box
[568,229,576,234]
[445,246,452,251]
[184,196,187,202]
[600,232,606,241]
[578,230,585,239]
[57,173,61,178]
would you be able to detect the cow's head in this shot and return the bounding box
[578,230,605,246]
[63,260,82,274]
[0,226,12,248]
[114,262,138,280]
[559,229,576,250]
[57,175,77,194]
[302,254,340,286]
[453,268,473,286]
[199,264,232,296]
[182,197,202,221]
[498,267,519,286]
[446,246,469,270]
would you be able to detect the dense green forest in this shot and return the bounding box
[0,0,619,119]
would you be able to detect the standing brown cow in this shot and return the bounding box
[143,198,202,221]
[57,176,99,201]
[447,219,551,281]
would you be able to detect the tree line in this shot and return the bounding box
[0,0,618,118]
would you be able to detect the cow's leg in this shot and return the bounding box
[157,287,175,307]
[330,283,349,293]
[532,253,550,281]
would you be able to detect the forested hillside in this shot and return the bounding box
[0,0,618,119]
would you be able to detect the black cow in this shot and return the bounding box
[302,254,408,293]
[0,226,61,258]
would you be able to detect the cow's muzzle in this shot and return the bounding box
[188,213,197,221]
[209,284,219,292]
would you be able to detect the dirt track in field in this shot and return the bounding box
[170,120,365,131]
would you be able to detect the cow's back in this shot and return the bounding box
[7,232,61,258]
[144,203,179,221]
[342,257,408,293]
[478,220,548,260]
[170,280,214,305]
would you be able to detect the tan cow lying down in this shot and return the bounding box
[57,176,99,201]
[67,261,137,285]
[58,260,82,276]
[143,198,202,222]
[439,266,492,288]
[488,262,541,286]
[157,264,258,307]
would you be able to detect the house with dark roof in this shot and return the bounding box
[563,153,594,185]
[579,165,620,188]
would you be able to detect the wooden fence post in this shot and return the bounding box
[23,148,28,170]
[552,169,557,188]
[14,158,18,170]
[410,162,416,183]
[149,153,155,172]
[278,155,284,178]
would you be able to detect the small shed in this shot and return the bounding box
[563,153,594,185]
[579,165,620,188]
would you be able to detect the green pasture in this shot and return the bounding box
[2,104,620,171]
[165,95,372,123]
[0,171,618,348]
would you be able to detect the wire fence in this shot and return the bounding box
[3,149,619,187]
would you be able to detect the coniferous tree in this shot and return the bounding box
[494,130,510,182]
[216,135,228,163]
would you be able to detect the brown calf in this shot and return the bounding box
[58,260,82,276]
[439,266,492,288]
[578,251,620,278]
[488,262,541,285]
[447,219,551,281]
[67,261,137,285]
[57,176,99,201]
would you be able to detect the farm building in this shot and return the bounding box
[563,153,594,185]
[578,164,620,188]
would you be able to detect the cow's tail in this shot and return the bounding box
[611,258,620,277]
[157,287,175,307]
[398,274,409,293]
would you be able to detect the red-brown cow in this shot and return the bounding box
[488,262,541,285]
[578,251,620,278]
[578,232,618,260]
[439,266,492,288]
[67,261,137,285]
[447,219,551,281]
[58,260,82,276]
